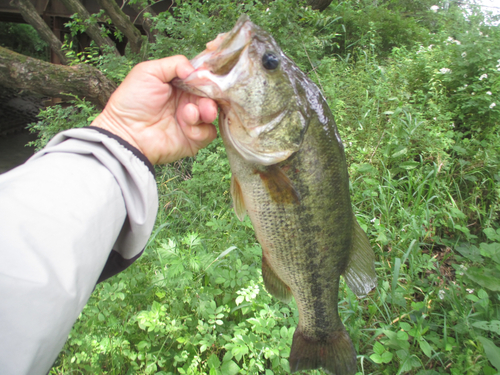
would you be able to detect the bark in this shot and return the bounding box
[58,0,120,56]
[0,46,117,109]
[307,0,333,11]
[96,0,143,54]
[130,2,160,43]
[10,0,69,65]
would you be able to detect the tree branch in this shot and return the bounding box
[307,0,333,11]
[0,46,117,108]
[10,0,69,65]
[96,0,144,54]
[58,0,121,56]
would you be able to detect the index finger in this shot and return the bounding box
[142,55,195,84]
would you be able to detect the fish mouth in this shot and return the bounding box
[173,15,253,98]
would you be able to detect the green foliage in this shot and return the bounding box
[0,22,49,60]
[27,99,99,150]
[31,0,500,374]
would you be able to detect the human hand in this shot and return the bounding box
[91,55,218,165]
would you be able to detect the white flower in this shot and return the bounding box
[466,288,474,294]
[479,31,483,36]
[462,52,467,58]
[464,84,468,87]
[487,91,492,95]
[370,218,376,223]
[430,5,439,12]
[454,40,461,45]
[447,37,454,42]
[472,92,475,96]
[479,74,488,80]
[459,264,467,275]
[438,290,445,300]
[439,68,452,74]
[491,103,497,109]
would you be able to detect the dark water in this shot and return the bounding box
[0,132,38,174]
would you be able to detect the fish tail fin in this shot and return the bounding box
[343,215,377,297]
[289,326,357,375]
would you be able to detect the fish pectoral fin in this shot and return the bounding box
[262,255,293,303]
[289,326,357,375]
[230,175,247,221]
[257,165,300,205]
[343,215,377,297]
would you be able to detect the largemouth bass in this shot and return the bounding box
[174,15,377,375]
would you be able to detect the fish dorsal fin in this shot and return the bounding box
[231,175,246,221]
[262,254,293,303]
[343,216,377,297]
[256,165,300,205]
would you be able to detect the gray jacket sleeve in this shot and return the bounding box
[0,127,158,375]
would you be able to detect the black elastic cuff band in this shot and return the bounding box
[86,126,155,177]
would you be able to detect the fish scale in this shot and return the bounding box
[173,14,377,375]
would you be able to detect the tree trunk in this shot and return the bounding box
[58,0,120,56]
[10,0,69,65]
[0,46,116,109]
[129,2,160,43]
[96,0,143,54]
[307,0,333,11]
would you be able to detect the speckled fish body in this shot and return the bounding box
[174,15,376,375]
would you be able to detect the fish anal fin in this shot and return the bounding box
[262,255,293,303]
[230,175,246,221]
[343,215,377,297]
[289,325,357,375]
[256,165,300,205]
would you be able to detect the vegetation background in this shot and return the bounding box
[5,0,500,373]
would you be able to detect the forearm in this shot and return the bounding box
[0,128,158,374]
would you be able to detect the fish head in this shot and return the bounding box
[174,15,310,166]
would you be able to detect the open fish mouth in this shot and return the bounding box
[173,15,254,99]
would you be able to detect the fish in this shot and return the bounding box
[173,15,377,375]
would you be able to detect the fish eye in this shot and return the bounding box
[262,52,280,70]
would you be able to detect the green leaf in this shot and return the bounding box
[373,341,385,355]
[455,244,483,263]
[483,228,500,242]
[215,277,225,284]
[399,161,420,170]
[207,353,221,369]
[480,242,500,263]
[466,267,500,291]
[370,353,383,364]
[472,320,500,334]
[391,147,408,158]
[235,296,244,305]
[357,163,377,173]
[418,339,432,358]
[478,336,500,371]
[221,360,240,375]
[380,351,393,363]
[280,326,288,339]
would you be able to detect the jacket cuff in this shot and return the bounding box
[30,127,159,282]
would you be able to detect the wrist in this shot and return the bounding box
[91,111,142,154]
